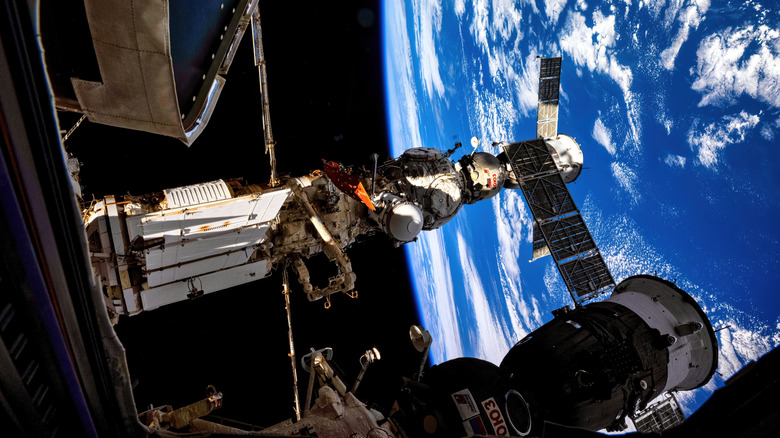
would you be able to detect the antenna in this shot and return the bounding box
[351,347,381,394]
[469,136,480,156]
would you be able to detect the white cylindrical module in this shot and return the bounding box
[546,133,583,183]
[606,275,718,392]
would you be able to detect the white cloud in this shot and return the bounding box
[559,10,641,147]
[660,114,673,135]
[469,0,490,57]
[456,232,515,364]
[491,189,543,337]
[663,154,687,168]
[687,111,760,168]
[610,162,642,204]
[692,25,780,108]
[454,0,465,17]
[542,260,571,308]
[761,124,775,140]
[659,1,710,70]
[385,1,424,154]
[517,52,545,117]
[468,73,520,145]
[492,0,525,44]
[413,0,445,99]
[644,0,668,19]
[716,323,776,380]
[761,117,780,140]
[492,190,532,281]
[408,229,463,363]
[592,117,616,155]
[466,0,539,121]
[581,196,675,291]
[544,0,569,24]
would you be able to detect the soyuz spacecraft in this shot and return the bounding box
[0,1,722,437]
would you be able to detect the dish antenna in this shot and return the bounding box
[409,325,432,380]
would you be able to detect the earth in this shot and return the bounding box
[382,0,780,419]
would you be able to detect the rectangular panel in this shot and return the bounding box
[502,139,557,179]
[538,76,560,102]
[531,221,551,260]
[145,225,269,287]
[537,101,559,122]
[539,57,562,79]
[164,180,232,208]
[247,188,290,223]
[536,120,558,139]
[559,251,615,302]
[540,213,598,262]
[137,210,185,242]
[139,187,289,243]
[140,260,270,312]
[520,174,577,220]
[537,57,561,139]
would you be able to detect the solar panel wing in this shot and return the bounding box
[532,221,551,260]
[502,139,558,178]
[519,174,577,220]
[539,56,562,79]
[540,213,598,261]
[559,251,615,303]
[537,57,562,139]
[503,138,616,303]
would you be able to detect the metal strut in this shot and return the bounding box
[282,267,301,421]
[252,6,280,187]
[61,113,87,145]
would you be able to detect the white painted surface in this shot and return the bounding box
[139,188,289,244]
[139,260,270,311]
[164,180,232,208]
[136,188,289,286]
[608,277,716,391]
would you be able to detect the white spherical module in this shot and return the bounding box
[457,152,507,204]
[547,134,583,183]
[371,193,425,243]
[387,202,424,243]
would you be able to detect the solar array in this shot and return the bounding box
[505,57,615,305]
[536,57,562,139]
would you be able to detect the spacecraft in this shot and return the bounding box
[82,126,598,317]
[403,275,718,435]
[244,274,717,437]
[0,1,728,437]
[82,57,609,321]
[76,46,717,436]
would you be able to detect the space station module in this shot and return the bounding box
[83,134,583,319]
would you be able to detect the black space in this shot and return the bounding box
[60,1,424,426]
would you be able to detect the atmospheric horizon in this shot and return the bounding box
[383,0,780,420]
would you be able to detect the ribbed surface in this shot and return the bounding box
[164,179,232,208]
[0,279,61,436]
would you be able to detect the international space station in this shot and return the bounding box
[83,57,612,319]
[6,1,776,437]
